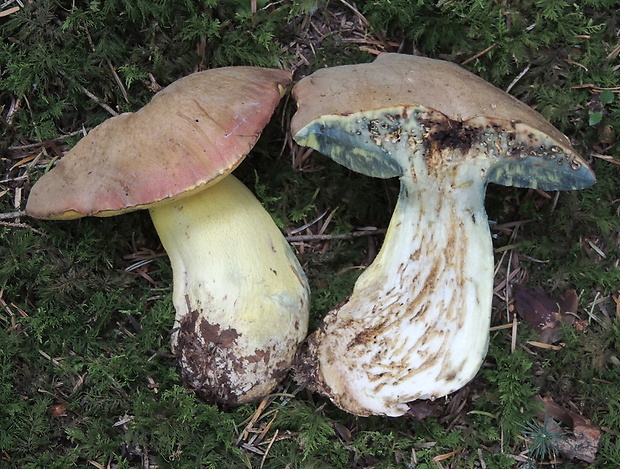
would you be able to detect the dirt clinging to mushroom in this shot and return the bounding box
[293,104,592,416]
[176,306,291,404]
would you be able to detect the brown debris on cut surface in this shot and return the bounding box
[290,54,578,153]
[1,3,612,465]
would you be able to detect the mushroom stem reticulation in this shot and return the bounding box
[291,54,596,417]
[150,174,309,403]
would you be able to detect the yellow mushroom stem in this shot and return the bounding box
[299,146,494,417]
[150,175,309,403]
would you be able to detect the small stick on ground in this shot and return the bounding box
[259,429,279,469]
[8,129,87,151]
[236,396,272,445]
[506,64,531,93]
[511,315,518,353]
[0,210,26,220]
[461,43,498,66]
[59,70,118,117]
[286,228,386,242]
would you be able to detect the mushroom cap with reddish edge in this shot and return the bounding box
[26,67,292,220]
[291,53,595,190]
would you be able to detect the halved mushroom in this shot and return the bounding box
[291,53,595,417]
[26,66,310,404]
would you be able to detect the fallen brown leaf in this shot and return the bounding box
[49,403,67,417]
[513,285,577,343]
[535,395,601,463]
[334,422,352,443]
[406,400,441,421]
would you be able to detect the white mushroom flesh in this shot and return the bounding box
[296,106,520,416]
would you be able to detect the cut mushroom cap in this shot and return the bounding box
[291,53,595,417]
[291,54,595,189]
[26,66,310,404]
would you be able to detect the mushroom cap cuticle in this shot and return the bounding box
[26,66,293,219]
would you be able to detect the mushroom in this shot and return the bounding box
[26,66,310,404]
[290,53,596,417]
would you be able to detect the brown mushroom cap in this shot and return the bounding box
[26,67,292,219]
[288,54,595,416]
[292,54,566,145]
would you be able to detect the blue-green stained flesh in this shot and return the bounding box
[294,106,596,190]
[294,113,404,178]
[484,145,595,190]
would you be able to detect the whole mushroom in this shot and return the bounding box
[291,53,596,416]
[26,66,310,404]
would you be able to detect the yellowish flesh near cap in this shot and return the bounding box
[150,174,310,403]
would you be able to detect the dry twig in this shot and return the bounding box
[286,228,386,242]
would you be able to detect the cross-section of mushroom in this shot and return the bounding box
[26,66,309,404]
[291,53,595,417]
